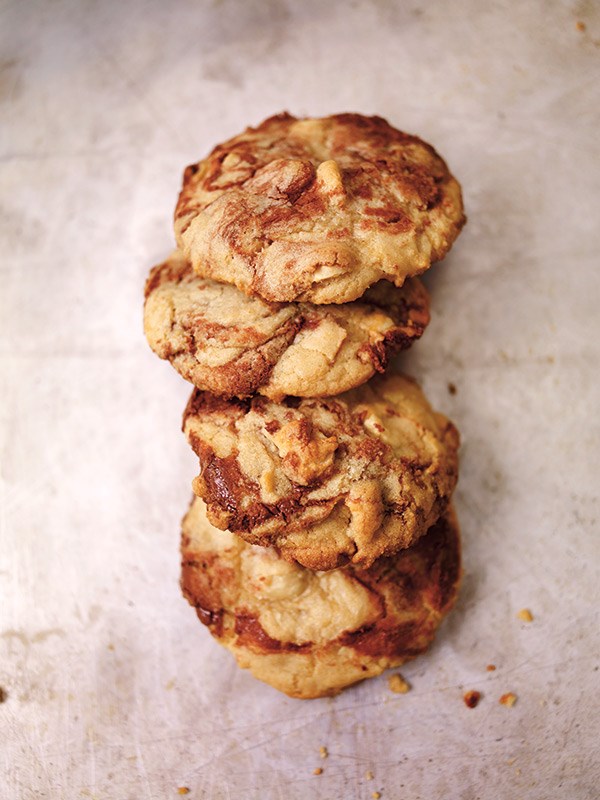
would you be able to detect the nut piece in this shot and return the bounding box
[269,418,337,485]
[499,692,517,707]
[388,673,411,694]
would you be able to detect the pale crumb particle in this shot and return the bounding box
[313,767,323,776]
[500,692,517,707]
[177,789,190,796]
[506,758,516,766]
[515,768,522,776]
[365,770,374,780]
[517,608,533,622]
[388,673,411,694]
[576,20,586,32]
[107,643,115,651]
[486,664,496,671]
[319,746,328,759]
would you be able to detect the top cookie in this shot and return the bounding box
[174,113,465,304]
[183,373,459,570]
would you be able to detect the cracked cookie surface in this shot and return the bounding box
[174,113,465,304]
[181,498,461,698]
[183,373,459,570]
[144,250,429,399]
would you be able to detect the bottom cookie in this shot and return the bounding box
[181,498,461,699]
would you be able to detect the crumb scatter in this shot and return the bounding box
[463,689,481,708]
[500,692,517,707]
[388,673,411,694]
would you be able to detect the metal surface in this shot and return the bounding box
[1,1,599,797]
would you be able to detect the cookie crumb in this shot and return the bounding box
[177,789,190,796]
[0,687,6,704]
[499,692,517,707]
[313,768,323,776]
[463,690,481,708]
[365,770,374,780]
[486,664,496,671]
[447,382,457,395]
[372,793,381,799]
[388,673,410,694]
[506,758,516,766]
[517,608,533,622]
[319,746,328,759]
[576,20,586,32]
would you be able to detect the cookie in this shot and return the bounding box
[181,498,461,698]
[144,251,429,400]
[183,373,459,570]
[174,113,465,304]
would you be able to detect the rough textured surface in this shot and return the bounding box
[174,113,465,304]
[183,373,459,569]
[3,2,600,799]
[144,250,429,399]
[181,498,461,698]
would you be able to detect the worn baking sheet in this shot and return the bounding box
[1,1,599,798]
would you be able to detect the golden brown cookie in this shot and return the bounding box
[144,251,429,400]
[181,498,461,699]
[183,373,459,570]
[174,113,465,304]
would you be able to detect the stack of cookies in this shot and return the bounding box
[144,114,466,698]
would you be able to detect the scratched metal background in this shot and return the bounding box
[1,1,599,798]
